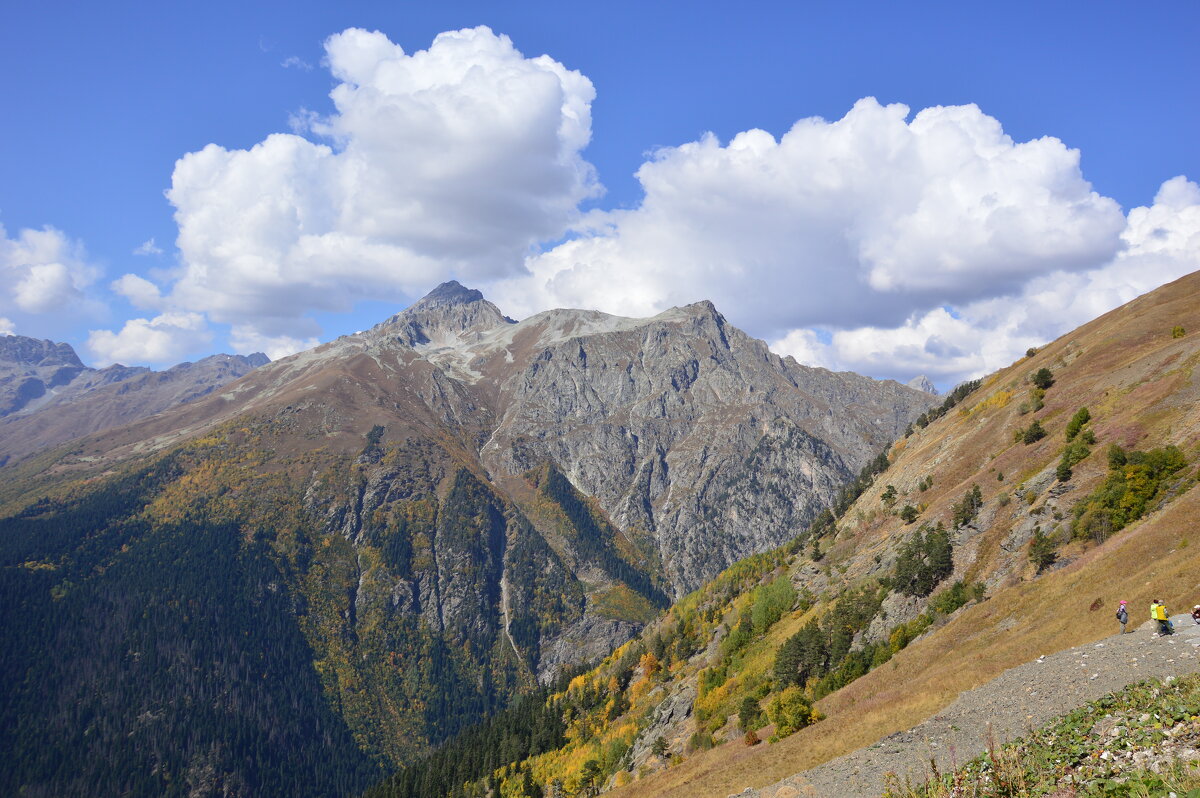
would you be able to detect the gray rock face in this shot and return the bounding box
[0,283,939,759]
[139,283,932,604]
[0,335,89,416]
[23,282,934,682]
[458,299,935,593]
[292,286,935,599]
[537,615,642,681]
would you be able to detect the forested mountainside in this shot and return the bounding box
[382,271,1200,798]
[0,334,268,465]
[0,282,931,794]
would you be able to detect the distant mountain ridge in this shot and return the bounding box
[0,335,267,465]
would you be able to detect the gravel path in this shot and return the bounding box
[732,615,1200,798]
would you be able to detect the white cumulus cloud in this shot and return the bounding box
[133,238,163,256]
[143,25,598,345]
[494,98,1126,335]
[771,176,1200,386]
[1,223,103,321]
[111,273,164,310]
[0,317,14,336]
[87,311,211,366]
[228,325,319,361]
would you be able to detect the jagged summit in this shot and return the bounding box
[379,280,514,349]
[907,375,937,394]
[0,334,85,369]
[413,279,486,308]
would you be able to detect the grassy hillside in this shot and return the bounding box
[413,271,1200,798]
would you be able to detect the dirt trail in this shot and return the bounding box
[731,615,1200,798]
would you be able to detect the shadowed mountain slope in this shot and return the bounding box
[0,283,932,793]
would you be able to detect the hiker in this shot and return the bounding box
[1192,605,1200,624]
[1151,599,1174,635]
[1116,600,1129,633]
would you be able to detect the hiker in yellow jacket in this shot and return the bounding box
[1151,599,1174,636]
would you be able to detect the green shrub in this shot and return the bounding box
[1029,526,1057,573]
[1172,325,1186,338]
[686,729,715,752]
[928,580,978,615]
[1073,445,1188,543]
[1031,367,1055,389]
[650,736,668,758]
[738,696,762,733]
[768,686,817,740]
[899,504,919,524]
[1022,420,1047,444]
[750,575,797,636]
[951,484,984,528]
[894,523,953,596]
[1057,434,1092,482]
[721,610,754,658]
[1064,407,1091,441]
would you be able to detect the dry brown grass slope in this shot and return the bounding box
[609,270,1200,798]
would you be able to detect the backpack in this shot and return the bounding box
[1116,607,1127,622]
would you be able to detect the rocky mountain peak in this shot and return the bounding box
[414,280,486,308]
[0,334,84,369]
[907,375,937,394]
[381,280,514,348]
[681,298,721,317]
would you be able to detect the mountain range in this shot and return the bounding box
[0,335,268,466]
[0,283,934,795]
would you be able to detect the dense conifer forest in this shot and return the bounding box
[0,456,379,795]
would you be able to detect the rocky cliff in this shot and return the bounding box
[0,282,935,784]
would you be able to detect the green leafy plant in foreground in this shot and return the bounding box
[882,674,1200,797]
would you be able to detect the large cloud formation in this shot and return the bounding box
[87,28,1197,383]
[495,98,1127,329]
[87,312,211,365]
[0,224,103,335]
[494,99,1196,388]
[774,175,1200,385]
[148,26,598,355]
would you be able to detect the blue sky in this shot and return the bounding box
[2,1,1197,388]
